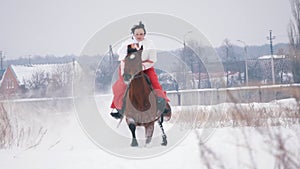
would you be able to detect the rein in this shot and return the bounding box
[120,71,153,116]
[132,72,153,90]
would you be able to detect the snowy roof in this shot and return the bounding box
[258,55,285,60]
[10,61,81,85]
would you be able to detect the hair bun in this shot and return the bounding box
[131,21,147,34]
[138,21,144,27]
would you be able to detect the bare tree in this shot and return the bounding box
[180,40,211,89]
[288,0,300,83]
[47,64,74,97]
[222,39,234,86]
[51,64,73,88]
[22,70,49,97]
[26,70,49,89]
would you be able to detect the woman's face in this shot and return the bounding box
[133,28,145,42]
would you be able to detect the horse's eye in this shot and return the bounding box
[130,54,136,59]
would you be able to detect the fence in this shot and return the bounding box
[167,84,300,106]
[1,84,299,107]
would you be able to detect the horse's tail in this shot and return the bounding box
[162,103,172,122]
[163,111,171,122]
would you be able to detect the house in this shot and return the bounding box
[0,66,19,95]
[0,61,81,97]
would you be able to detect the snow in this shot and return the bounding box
[9,61,81,85]
[0,97,299,169]
[258,55,285,60]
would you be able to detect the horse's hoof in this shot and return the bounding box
[161,141,167,146]
[131,139,138,147]
[161,137,167,146]
[131,142,138,147]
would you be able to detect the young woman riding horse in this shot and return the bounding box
[109,21,171,146]
[110,21,171,119]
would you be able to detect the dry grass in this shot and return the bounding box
[0,102,49,150]
[171,98,300,129]
[170,90,300,169]
[0,103,13,149]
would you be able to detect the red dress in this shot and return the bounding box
[110,66,169,110]
[111,37,169,110]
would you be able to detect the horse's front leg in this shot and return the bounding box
[145,122,155,145]
[128,122,138,147]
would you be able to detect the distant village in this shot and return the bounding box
[0,42,296,99]
[0,58,81,99]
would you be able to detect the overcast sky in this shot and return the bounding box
[0,0,292,59]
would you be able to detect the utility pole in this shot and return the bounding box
[0,51,5,70]
[183,31,192,89]
[198,61,201,89]
[0,51,2,70]
[267,30,276,84]
[108,45,115,74]
[237,40,249,86]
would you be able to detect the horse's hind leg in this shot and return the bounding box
[159,115,167,146]
[128,123,138,147]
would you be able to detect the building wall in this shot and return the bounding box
[0,67,20,96]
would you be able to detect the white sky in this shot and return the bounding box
[0,0,292,59]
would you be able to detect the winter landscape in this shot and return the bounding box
[1,1,300,169]
[0,92,299,169]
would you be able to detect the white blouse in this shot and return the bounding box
[117,37,157,74]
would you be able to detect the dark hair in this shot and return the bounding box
[131,21,146,35]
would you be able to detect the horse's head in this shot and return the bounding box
[123,44,143,84]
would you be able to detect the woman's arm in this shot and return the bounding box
[117,41,128,61]
[141,38,157,70]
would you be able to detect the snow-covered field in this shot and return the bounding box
[0,97,299,169]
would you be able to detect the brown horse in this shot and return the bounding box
[121,45,171,147]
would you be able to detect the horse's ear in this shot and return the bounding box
[127,44,138,55]
[140,45,143,51]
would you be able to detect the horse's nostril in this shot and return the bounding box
[123,74,132,81]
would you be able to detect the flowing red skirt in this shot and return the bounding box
[110,67,169,109]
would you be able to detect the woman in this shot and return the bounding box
[110,21,170,119]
